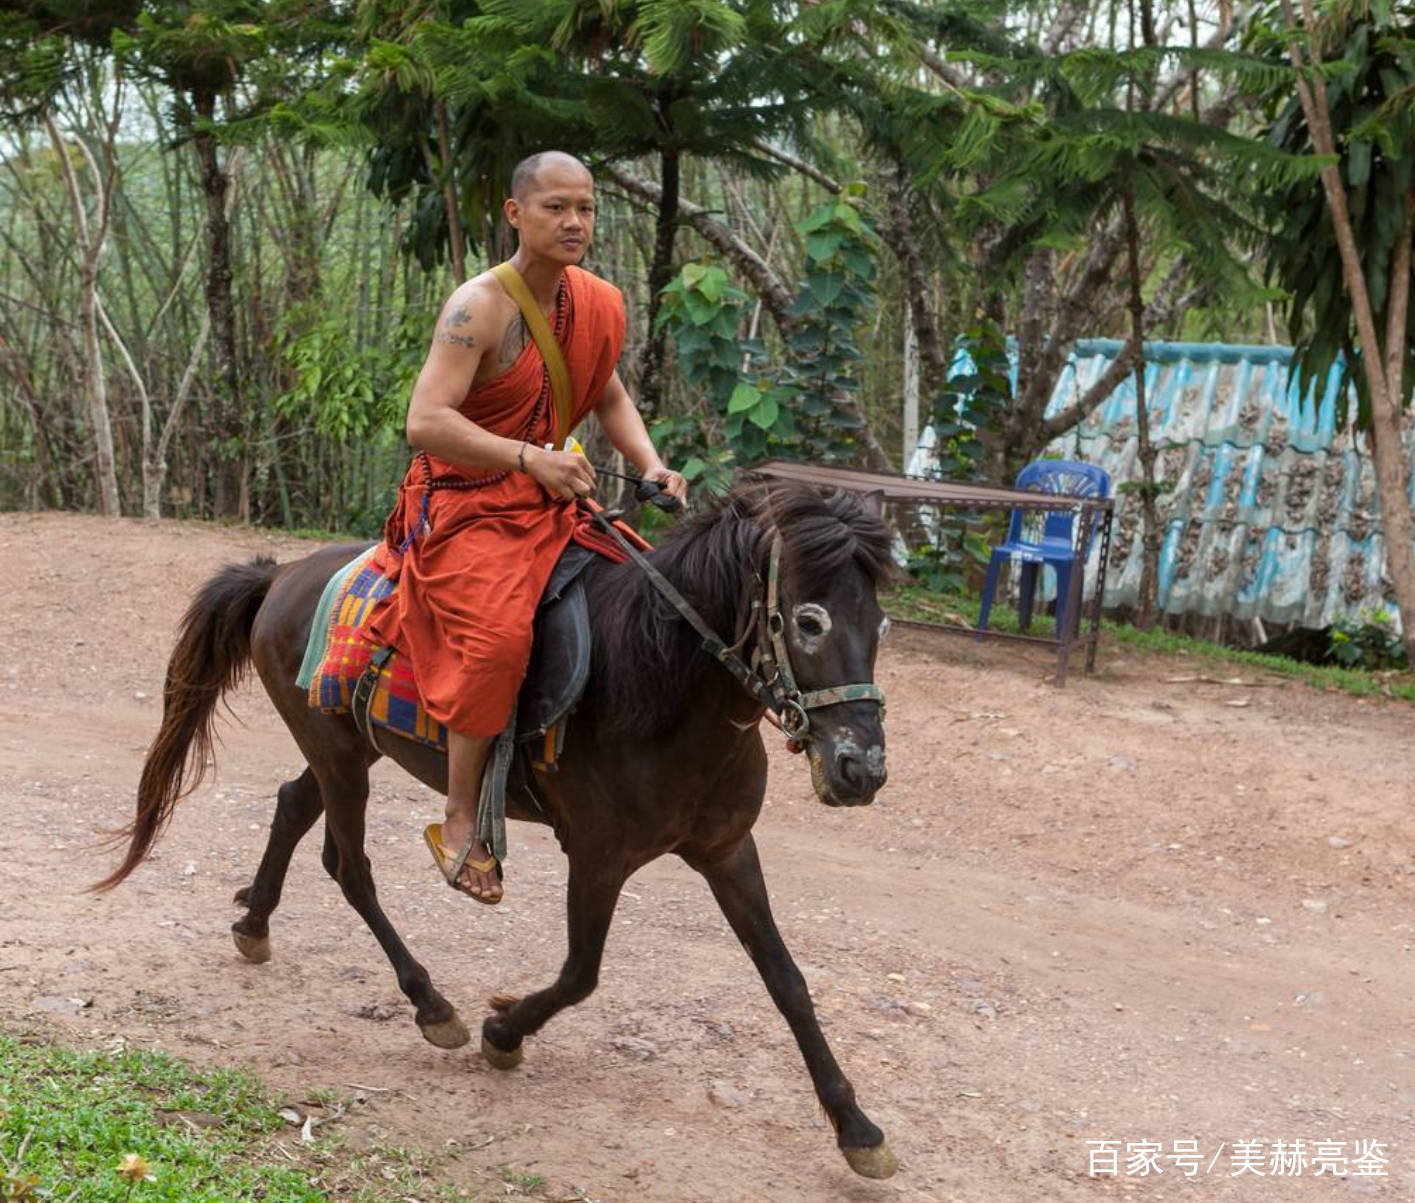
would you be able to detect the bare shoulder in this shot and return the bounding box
[432,276,508,352]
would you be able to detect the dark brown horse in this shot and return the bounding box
[98,482,897,1178]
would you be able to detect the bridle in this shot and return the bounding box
[583,504,886,745]
[754,530,886,739]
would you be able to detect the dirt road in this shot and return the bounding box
[2,511,1413,1201]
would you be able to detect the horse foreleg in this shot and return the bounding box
[318,769,469,1050]
[688,834,897,1180]
[481,853,624,1069]
[232,767,323,964]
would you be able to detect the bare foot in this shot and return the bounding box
[431,817,503,903]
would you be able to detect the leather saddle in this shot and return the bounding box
[514,543,596,765]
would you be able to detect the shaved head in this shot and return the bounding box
[510,151,593,200]
[504,151,596,265]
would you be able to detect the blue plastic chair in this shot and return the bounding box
[976,460,1111,639]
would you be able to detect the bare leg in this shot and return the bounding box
[436,728,501,901]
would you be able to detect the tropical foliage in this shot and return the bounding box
[3,0,1415,644]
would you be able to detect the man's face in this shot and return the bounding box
[506,163,596,265]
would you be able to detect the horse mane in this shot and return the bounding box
[586,480,893,738]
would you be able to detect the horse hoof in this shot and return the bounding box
[481,1036,524,1070]
[419,1013,471,1049]
[842,1141,898,1179]
[231,929,271,964]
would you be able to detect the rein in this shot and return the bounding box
[580,501,885,744]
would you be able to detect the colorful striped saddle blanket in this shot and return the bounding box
[296,548,450,750]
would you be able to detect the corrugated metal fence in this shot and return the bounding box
[913,339,1410,628]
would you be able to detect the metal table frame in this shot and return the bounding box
[742,460,1116,684]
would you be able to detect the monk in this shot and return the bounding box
[365,151,688,905]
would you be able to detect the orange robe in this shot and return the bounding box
[365,264,626,738]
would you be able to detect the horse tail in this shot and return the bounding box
[91,557,279,892]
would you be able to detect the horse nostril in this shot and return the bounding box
[835,749,865,791]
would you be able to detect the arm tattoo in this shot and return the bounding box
[435,301,476,348]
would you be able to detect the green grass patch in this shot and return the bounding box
[885,583,1056,637]
[882,584,1415,703]
[0,1034,327,1201]
[497,1164,547,1194]
[0,1034,499,1202]
[1106,624,1415,700]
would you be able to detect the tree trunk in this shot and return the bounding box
[192,90,243,519]
[902,302,920,466]
[878,168,949,400]
[637,134,680,419]
[434,100,466,283]
[1004,212,1122,466]
[0,331,61,507]
[1281,0,1415,664]
[145,309,210,518]
[604,164,796,331]
[1122,187,1161,627]
[45,111,120,516]
[79,240,121,516]
[1371,188,1415,655]
[271,140,322,307]
[1125,0,1162,628]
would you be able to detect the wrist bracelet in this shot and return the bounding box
[518,441,528,473]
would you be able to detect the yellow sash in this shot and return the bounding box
[491,261,573,447]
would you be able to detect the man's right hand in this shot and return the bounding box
[526,446,597,500]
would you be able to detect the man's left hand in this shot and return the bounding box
[642,465,689,508]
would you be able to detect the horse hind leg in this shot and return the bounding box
[232,767,323,964]
[316,761,470,1050]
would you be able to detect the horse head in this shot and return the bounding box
[760,484,893,808]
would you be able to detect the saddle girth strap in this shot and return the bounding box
[351,645,394,753]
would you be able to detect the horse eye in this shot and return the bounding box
[797,615,824,637]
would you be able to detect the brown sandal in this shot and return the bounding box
[424,822,503,905]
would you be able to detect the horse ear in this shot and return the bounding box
[859,489,885,519]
